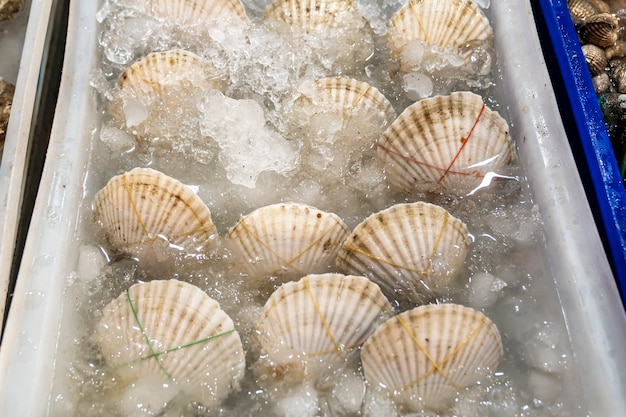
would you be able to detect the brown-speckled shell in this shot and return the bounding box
[361,303,503,411]
[147,0,249,24]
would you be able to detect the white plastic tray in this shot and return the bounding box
[0,0,55,328]
[1,0,625,415]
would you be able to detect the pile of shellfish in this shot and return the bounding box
[67,0,563,416]
[568,0,626,94]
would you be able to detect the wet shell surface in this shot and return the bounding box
[361,303,503,411]
[578,12,618,48]
[255,273,392,387]
[111,49,226,136]
[264,0,361,31]
[582,43,608,75]
[299,77,397,124]
[225,202,350,282]
[96,279,246,408]
[378,91,514,195]
[92,167,218,258]
[336,202,470,303]
[147,0,249,24]
[387,0,493,70]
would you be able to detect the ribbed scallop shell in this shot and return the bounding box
[567,0,600,25]
[110,49,227,139]
[225,203,350,281]
[116,49,226,104]
[264,0,359,31]
[378,91,514,195]
[148,0,249,24]
[361,303,503,411]
[304,77,397,125]
[582,43,608,75]
[336,202,470,303]
[387,0,493,65]
[92,167,218,257]
[96,279,245,407]
[256,273,392,386]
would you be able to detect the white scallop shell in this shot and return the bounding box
[92,167,218,258]
[111,49,226,140]
[256,273,392,388]
[387,0,493,71]
[378,91,514,196]
[361,303,503,411]
[96,279,246,408]
[264,0,360,31]
[336,202,470,302]
[298,77,397,126]
[147,0,249,24]
[291,77,396,179]
[225,202,350,281]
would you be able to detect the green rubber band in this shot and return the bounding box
[138,328,237,362]
[126,289,173,380]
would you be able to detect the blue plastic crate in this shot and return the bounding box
[533,0,626,303]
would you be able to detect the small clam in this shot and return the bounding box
[567,0,600,25]
[225,202,350,284]
[255,273,392,390]
[387,0,493,74]
[579,12,618,48]
[336,202,470,303]
[96,279,246,410]
[92,167,218,259]
[110,49,226,141]
[610,59,626,93]
[147,0,249,24]
[378,91,514,196]
[582,43,608,75]
[361,303,503,412]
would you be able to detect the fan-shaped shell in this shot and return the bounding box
[299,77,397,125]
[96,279,245,408]
[116,49,226,106]
[578,12,618,48]
[361,303,503,411]
[93,167,218,258]
[387,0,493,71]
[147,0,249,24]
[225,203,350,282]
[265,0,360,31]
[256,273,392,387]
[378,91,514,196]
[336,202,470,303]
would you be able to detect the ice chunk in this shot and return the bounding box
[273,384,319,417]
[402,72,434,100]
[77,246,107,283]
[527,370,563,404]
[200,91,300,188]
[330,372,366,414]
[474,0,491,8]
[99,124,135,152]
[466,272,507,308]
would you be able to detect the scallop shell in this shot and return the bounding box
[225,202,350,282]
[387,0,493,72]
[264,0,360,31]
[361,303,503,411]
[579,13,618,48]
[255,273,392,388]
[378,91,514,195]
[116,49,226,106]
[291,77,396,177]
[336,202,470,303]
[110,50,227,143]
[299,77,397,125]
[96,279,246,408]
[93,167,218,258]
[147,0,249,24]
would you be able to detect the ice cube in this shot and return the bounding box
[402,72,434,100]
[331,372,366,414]
[77,245,107,283]
[466,272,507,309]
[273,384,319,417]
[99,125,135,152]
